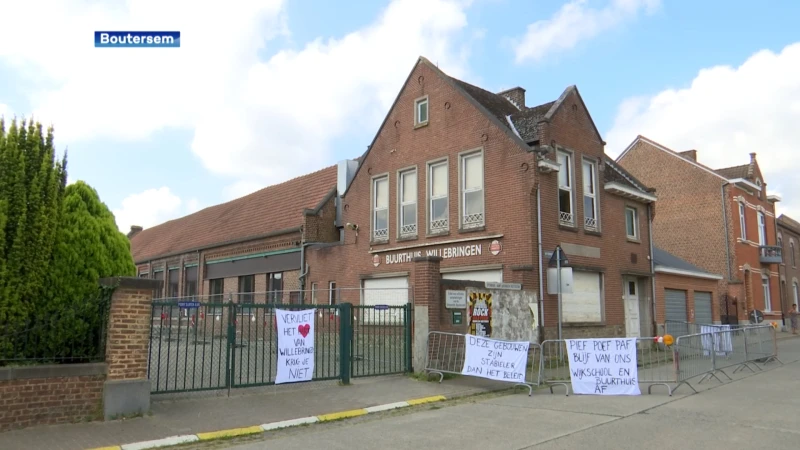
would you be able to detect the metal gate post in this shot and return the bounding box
[226,302,236,396]
[339,302,352,385]
[404,303,413,372]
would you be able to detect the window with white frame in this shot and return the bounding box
[557,151,573,226]
[399,169,417,237]
[762,275,772,311]
[461,151,484,229]
[415,97,429,126]
[582,159,598,231]
[428,161,448,233]
[794,281,799,306]
[739,202,747,240]
[757,212,767,245]
[372,176,389,240]
[329,282,337,305]
[792,240,797,267]
[311,282,318,304]
[625,207,639,240]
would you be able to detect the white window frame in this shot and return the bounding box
[757,211,767,246]
[625,206,639,240]
[372,174,389,241]
[398,167,417,237]
[739,202,747,240]
[582,158,598,231]
[311,282,318,304]
[792,240,797,267]
[427,159,449,234]
[459,149,485,229]
[793,281,799,306]
[415,96,429,126]
[762,275,772,311]
[557,150,574,226]
[329,281,337,305]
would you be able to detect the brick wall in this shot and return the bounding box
[106,287,152,381]
[778,219,800,314]
[654,273,720,323]
[0,365,106,432]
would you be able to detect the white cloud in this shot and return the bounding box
[112,187,188,233]
[606,42,800,220]
[0,0,475,192]
[512,0,661,64]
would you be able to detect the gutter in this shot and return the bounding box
[134,226,303,265]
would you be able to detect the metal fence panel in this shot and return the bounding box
[351,305,411,378]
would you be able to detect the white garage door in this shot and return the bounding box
[362,277,409,324]
[562,271,602,323]
[442,269,503,283]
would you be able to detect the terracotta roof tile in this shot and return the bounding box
[130,166,338,263]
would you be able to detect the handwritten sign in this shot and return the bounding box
[461,335,529,383]
[275,309,316,384]
[565,338,640,396]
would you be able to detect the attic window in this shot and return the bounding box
[415,96,429,126]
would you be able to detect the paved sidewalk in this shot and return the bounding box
[0,375,507,450]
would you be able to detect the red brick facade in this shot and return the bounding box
[0,371,104,431]
[618,137,782,323]
[778,215,800,319]
[654,274,720,323]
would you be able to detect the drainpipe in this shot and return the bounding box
[647,203,657,334]
[536,182,545,343]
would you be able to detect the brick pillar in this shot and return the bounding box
[100,277,161,420]
[413,256,443,331]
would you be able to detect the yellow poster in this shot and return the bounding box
[468,292,492,337]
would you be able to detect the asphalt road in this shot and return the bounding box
[205,337,800,450]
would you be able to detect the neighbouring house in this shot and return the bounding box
[617,136,782,325]
[652,246,724,334]
[777,214,800,326]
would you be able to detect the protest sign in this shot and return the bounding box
[565,338,640,395]
[275,309,316,384]
[461,334,529,383]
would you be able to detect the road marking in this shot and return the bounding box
[121,435,199,450]
[365,401,410,413]
[406,395,447,405]
[197,426,263,440]
[261,416,319,431]
[317,408,368,421]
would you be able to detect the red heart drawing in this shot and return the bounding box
[298,323,310,338]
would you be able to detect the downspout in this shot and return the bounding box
[721,183,732,282]
[536,182,545,344]
[647,203,657,334]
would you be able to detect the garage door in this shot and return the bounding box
[441,269,503,283]
[362,277,409,324]
[562,271,602,322]
[665,289,688,323]
[694,291,713,325]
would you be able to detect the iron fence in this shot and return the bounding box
[148,292,413,395]
[0,297,110,366]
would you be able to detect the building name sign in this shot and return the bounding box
[384,244,483,265]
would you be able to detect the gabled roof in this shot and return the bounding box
[653,246,722,280]
[617,135,729,182]
[778,214,800,236]
[715,164,750,180]
[130,166,338,263]
[603,157,655,194]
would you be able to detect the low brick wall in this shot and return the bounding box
[0,363,106,432]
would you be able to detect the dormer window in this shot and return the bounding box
[415,96,429,127]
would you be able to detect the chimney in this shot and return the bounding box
[679,149,697,161]
[750,152,757,164]
[127,225,143,239]
[498,87,526,111]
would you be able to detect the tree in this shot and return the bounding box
[38,181,135,358]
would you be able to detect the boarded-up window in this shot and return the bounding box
[562,271,603,323]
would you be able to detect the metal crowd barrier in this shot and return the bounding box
[424,325,782,397]
[423,331,541,396]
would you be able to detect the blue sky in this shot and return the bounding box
[1,0,799,232]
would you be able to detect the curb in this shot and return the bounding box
[86,395,448,450]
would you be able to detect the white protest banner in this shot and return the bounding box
[461,334,529,383]
[565,338,640,395]
[275,309,316,384]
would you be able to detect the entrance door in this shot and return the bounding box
[624,278,641,338]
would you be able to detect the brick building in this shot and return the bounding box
[777,214,800,322]
[617,136,782,324]
[304,57,659,340]
[128,166,341,304]
[129,56,727,341]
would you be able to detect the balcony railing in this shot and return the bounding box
[759,245,782,264]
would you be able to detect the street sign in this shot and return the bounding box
[178,301,200,309]
[548,245,569,267]
[484,282,522,290]
[374,305,390,311]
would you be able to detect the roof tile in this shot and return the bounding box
[130,166,338,262]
